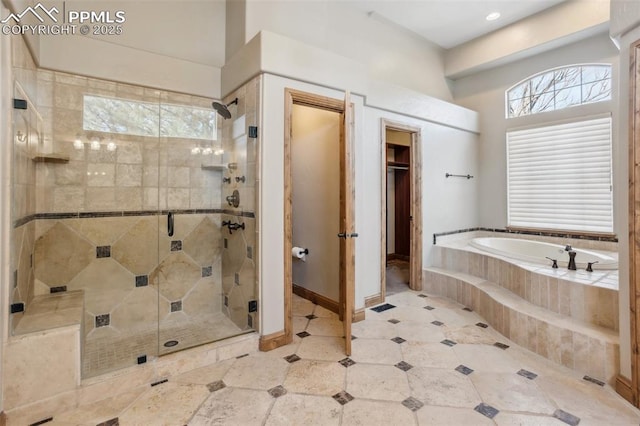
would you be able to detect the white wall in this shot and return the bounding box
[259,73,479,336]
[242,0,452,101]
[452,33,619,230]
[291,104,341,301]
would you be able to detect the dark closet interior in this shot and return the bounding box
[387,143,410,260]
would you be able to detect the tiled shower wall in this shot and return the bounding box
[11,68,261,338]
[34,70,222,213]
[33,213,222,338]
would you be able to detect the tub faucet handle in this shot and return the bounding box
[545,257,558,269]
[586,261,598,272]
[564,244,572,252]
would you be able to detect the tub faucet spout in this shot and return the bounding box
[567,250,577,270]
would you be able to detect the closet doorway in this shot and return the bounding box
[379,120,422,302]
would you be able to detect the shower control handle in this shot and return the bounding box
[337,232,347,239]
[167,212,174,237]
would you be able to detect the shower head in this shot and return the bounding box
[212,98,238,120]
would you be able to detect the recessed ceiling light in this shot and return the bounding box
[486,12,501,21]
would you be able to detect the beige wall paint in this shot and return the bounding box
[291,104,341,301]
[445,0,610,79]
[243,1,452,101]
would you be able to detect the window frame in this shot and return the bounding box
[505,63,612,119]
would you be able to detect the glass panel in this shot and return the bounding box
[508,97,530,118]
[530,91,555,114]
[83,95,160,137]
[157,83,256,355]
[555,86,582,110]
[582,79,612,104]
[554,67,581,90]
[507,81,529,101]
[582,65,611,84]
[530,71,555,95]
[29,72,162,379]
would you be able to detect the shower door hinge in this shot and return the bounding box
[248,126,258,138]
[248,300,258,313]
[10,302,24,313]
[13,98,27,110]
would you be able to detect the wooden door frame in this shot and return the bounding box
[377,119,423,305]
[281,88,349,348]
[626,39,640,406]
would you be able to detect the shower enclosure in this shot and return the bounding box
[10,69,260,378]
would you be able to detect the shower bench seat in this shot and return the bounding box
[4,290,84,420]
[13,290,84,335]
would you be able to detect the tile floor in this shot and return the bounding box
[51,291,640,425]
[83,312,245,378]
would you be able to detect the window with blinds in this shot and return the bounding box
[506,116,613,233]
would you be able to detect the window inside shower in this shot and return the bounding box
[10,70,260,379]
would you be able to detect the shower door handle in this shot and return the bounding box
[167,212,174,237]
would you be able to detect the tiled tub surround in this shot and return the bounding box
[426,232,620,384]
[432,233,619,330]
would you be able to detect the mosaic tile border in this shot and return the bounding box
[433,227,618,245]
[13,209,255,228]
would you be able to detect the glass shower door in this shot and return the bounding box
[156,93,231,354]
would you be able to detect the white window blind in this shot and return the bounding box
[507,116,613,233]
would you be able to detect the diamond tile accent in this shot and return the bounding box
[170,240,182,251]
[417,294,428,298]
[517,369,538,380]
[463,307,473,312]
[338,357,356,368]
[494,342,510,350]
[305,314,317,320]
[284,354,301,363]
[96,246,111,258]
[455,365,474,375]
[424,306,435,310]
[395,361,413,372]
[583,375,605,386]
[388,319,400,324]
[441,339,457,347]
[201,266,212,277]
[401,396,424,412]
[332,391,354,405]
[476,322,488,328]
[339,357,356,368]
[296,331,310,338]
[170,300,182,312]
[431,320,444,326]
[95,313,110,328]
[206,380,226,392]
[371,303,396,313]
[135,275,148,287]
[268,385,287,398]
[391,337,406,344]
[553,409,581,426]
[474,403,499,419]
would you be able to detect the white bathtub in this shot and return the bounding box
[469,237,618,270]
